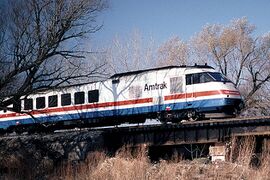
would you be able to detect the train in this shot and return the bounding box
[0,64,244,133]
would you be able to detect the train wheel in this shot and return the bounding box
[0,128,5,135]
[157,112,167,124]
[14,126,24,135]
[187,110,198,121]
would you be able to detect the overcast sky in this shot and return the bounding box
[92,0,270,47]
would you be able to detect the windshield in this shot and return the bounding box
[186,72,231,85]
[207,72,231,82]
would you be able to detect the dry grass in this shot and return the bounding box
[1,137,269,179]
[51,137,270,180]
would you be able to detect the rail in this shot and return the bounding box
[102,116,270,148]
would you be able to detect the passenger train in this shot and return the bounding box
[0,64,244,133]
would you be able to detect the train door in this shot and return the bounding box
[185,73,196,108]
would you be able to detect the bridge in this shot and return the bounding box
[102,116,270,160]
[1,116,270,161]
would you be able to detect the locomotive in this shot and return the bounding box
[0,64,244,132]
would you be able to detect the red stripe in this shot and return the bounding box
[0,98,153,119]
[164,90,240,101]
[0,90,240,119]
[220,90,241,96]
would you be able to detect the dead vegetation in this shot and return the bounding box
[49,137,270,180]
[0,136,269,179]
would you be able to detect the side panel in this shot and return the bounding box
[0,67,243,129]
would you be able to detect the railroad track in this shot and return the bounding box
[1,116,270,139]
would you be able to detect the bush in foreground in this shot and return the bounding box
[1,137,269,179]
[52,138,270,180]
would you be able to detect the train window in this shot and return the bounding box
[193,73,200,84]
[75,92,85,104]
[36,97,45,109]
[186,73,213,85]
[48,95,58,107]
[24,98,33,110]
[208,72,230,82]
[13,100,21,112]
[186,74,192,85]
[199,73,209,83]
[112,79,120,84]
[129,86,142,99]
[170,77,183,94]
[61,93,71,106]
[88,90,99,103]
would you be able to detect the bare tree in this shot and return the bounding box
[104,30,157,74]
[104,33,189,75]
[0,0,107,112]
[157,36,188,66]
[191,17,270,115]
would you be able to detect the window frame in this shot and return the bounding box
[186,72,217,85]
[48,95,58,108]
[24,98,33,110]
[13,100,21,112]
[36,97,46,109]
[88,90,99,103]
[74,91,85,105]
[61,93,72,106]
[170,76,183,94]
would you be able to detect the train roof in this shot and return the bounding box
[110,64,214,78]
[33,64,214,94]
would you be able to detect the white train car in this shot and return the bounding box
[0,65,244,132]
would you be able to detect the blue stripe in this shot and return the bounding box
[0,98,240,129]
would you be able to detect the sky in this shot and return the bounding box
[92,0,270,47]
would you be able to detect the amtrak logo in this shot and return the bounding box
[144,82,167,91]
